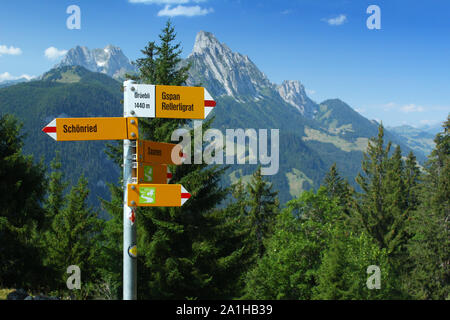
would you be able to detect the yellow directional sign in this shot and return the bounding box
[155,85,205,119]
[137,140,184,165]
[127,184,191,207]
[135,163,172,184]
[42,117,138,141]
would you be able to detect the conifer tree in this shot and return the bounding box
[246,166,279,258]
[43,176,104,298]
[218,179,258,297]
[323,163,353,217]
[43,151,67,231]
[323,163,346,198]
[404,151,420,211]
[0,114,47,289]
[384,145,408,256]
[353,125,423,298]
[407,116,449,299]
[353,125,412,256]
[354,124,392,248]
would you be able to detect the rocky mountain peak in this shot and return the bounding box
[56,45,136,80]
[186,31,273,100]
[277,80,318,117]
[192,31,226,55]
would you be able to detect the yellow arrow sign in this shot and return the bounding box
[42,117,138,141]
[155,85,205,119]
[136,140,184,165]
[127,184,191,207]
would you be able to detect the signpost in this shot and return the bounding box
[123,83,216,119]
[127,183,191,207]
[42,117,139,141]
[42,79,214,300]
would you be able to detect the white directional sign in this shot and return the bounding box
[124,81,216,120]
[124,84,156,118]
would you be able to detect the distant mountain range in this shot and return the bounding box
[0,31,440,205]
[55,45,137,80]
[387,125,436,156]
[0,77,33,88]
[417,123,445,136]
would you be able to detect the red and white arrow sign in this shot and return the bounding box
[181,185,191,206]
[204,88,216,119]
[42,119,57,140]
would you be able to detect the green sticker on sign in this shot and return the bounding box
[139,186,156,204]
[144,165,153,182]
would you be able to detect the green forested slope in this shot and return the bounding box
[0,66,122,212]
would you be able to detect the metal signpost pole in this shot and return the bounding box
[123,80,137,300]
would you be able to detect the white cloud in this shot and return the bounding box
[129,0,212,17]
[158,4,213,17]
[44,47,68,60]
[0,45,22,56]
[306,89,316,95]
[281,9,292,15]
[0,72,34,82]
[381,102,427,113]
[323,14,347,26]
[400,104,425,113]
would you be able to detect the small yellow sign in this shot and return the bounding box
[127,184,191,207]
[43,117,138,141]
[136,140,184,165]
[155,85,204,119]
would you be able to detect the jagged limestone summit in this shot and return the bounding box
[56,45,137,80]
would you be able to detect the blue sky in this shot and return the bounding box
[0,0,449,127]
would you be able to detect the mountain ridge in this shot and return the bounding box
[56,45,137,80]
[0,31,432,204]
